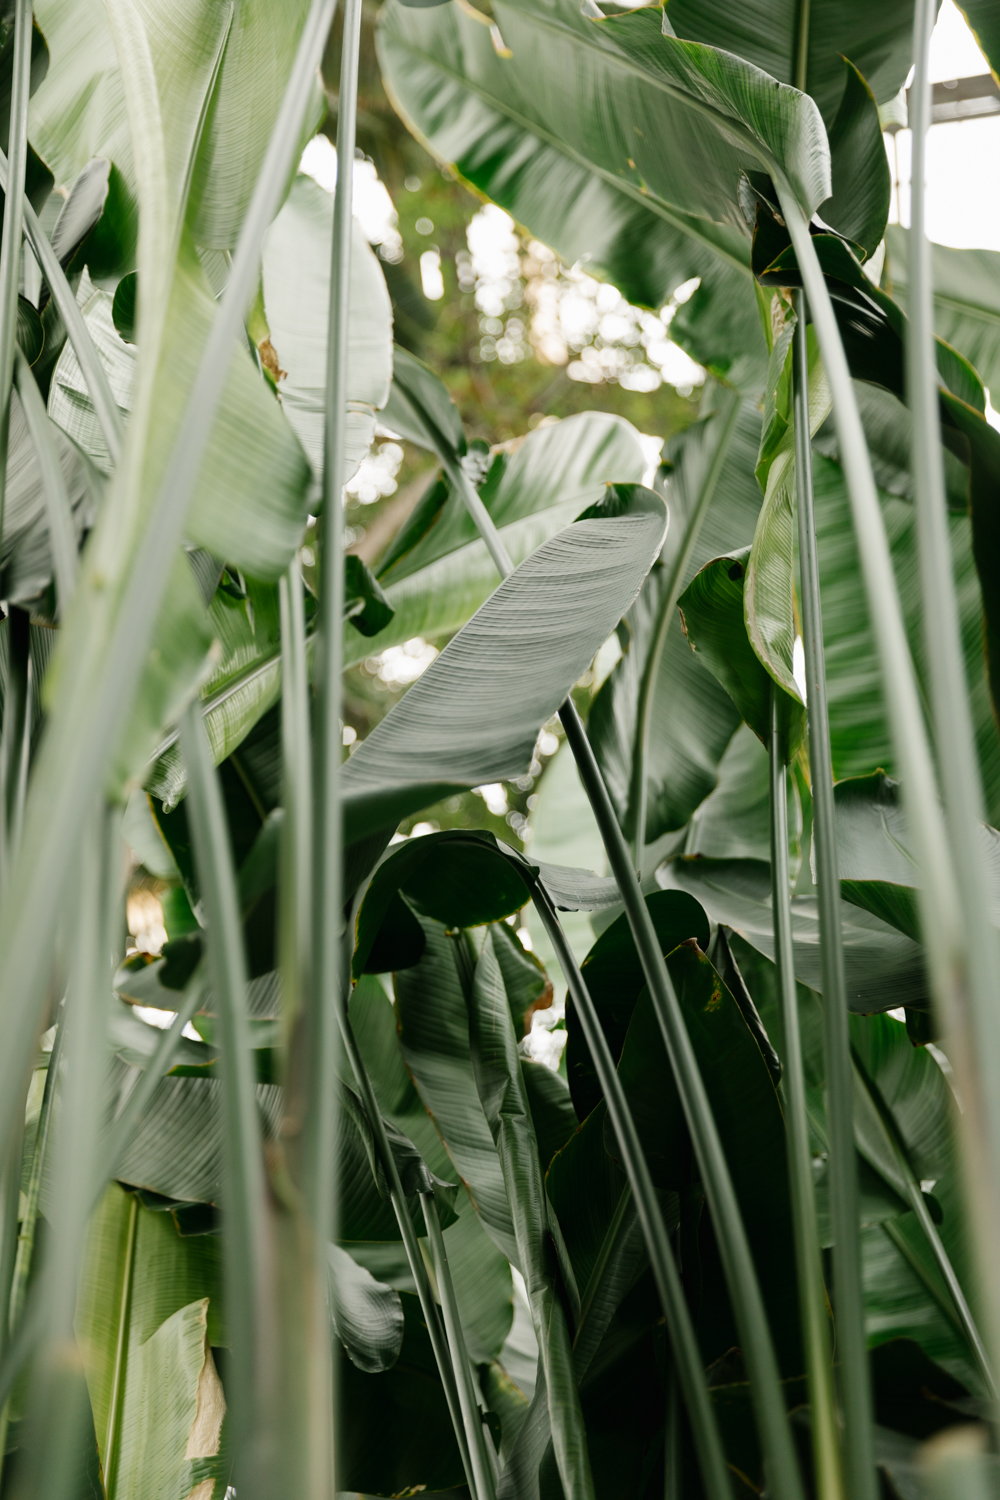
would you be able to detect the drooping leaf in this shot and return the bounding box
[342,486,667,840]
[678,544,805,755]
[380,342,467,464]
[354,409,647,667]
[344,554,394,637]
[328,1242,405,1374]
[261,175,393,490]
[820,59,891,260]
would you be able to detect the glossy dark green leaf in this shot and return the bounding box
[328,1242,405,1374]
[955,2,999,81]
[821,59,891,260]
[567,889,710,1119]
[884,227,1000,399]
[520,1060,576,1175]
[678,545,805,756]
[662,856,929,1013]
[342,486,667,841]
[469,925,595,1500]
[381,343,467,463]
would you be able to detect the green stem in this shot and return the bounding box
[769,685,844,1500]
[102,1192,138,1498]
[15,347,78,612]
[628,389,740,875]
[449,431,800,1500]
[311,0,362,1257]
[9,1017,63,1334]
[790,290,875,1500]
[337,1005,478,1495]
[181,703,272,1500]
[421,1192,498,1500]
[0,603,30,884]
[907,0,1000,1394]
[558,704,804,1500]
[279,561,312,1056]
[531,886,734,1500]
[0,0,32,556]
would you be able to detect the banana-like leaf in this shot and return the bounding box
[394,909,519,1264]
[349,974,516,1364]
[350,410,647,667]
[685,722,784,864]
[380,342,467,464]
[524,742,606,978]
[469,926,595,1500]
[376,0,769,392]
[679,544,805,755]
[588,399,762,847]
[1,383,90,606]
[342,486,668,841]
[662,855,929,1013]
[76,1184,224,1486]
[955,1,999,81]
[665,0,924,126]
[328,1242,405,1374]
[884,227,1000,399]
[261,175,393,490]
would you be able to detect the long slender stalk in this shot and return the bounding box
[906,0,1000,1398]
[0,0,338,1192]
[629,389,740,875]
[102,1192,138,1498]
[0,0,32,554]
[769,685,843,1500]
[421,1192,498,1500]
[279,561,312,1055]
[15,348,78,611]
[790,291,875,1500]
[311,0,362,1254]
[9,1015,63,1334]
[181,702,273,1500]
[337,1005,479,1495]
[531,886,733,1500]
[451,452,803,1499]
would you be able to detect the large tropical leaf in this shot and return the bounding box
[261,173,393,490]
[76,1184,225,1491]
[662,856,929,1013]
[328,1242,405,1375]
[665,0,926,126]
[342,486,668,841]
[348,409,647,668]
[884,227,1000,400]
[469,926,594,1500]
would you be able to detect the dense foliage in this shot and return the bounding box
[0,0,996,1497]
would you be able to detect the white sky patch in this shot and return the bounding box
[133,1005,201,1042]
[299,136,403,258]
[792,635,808,705]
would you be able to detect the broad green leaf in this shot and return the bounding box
[380,342,467,465]
[1,383,90,606]
[349,974,515,1363]
[588,399,762,848]
[394,909,519,1264]
[328,1242,405,1374]
[342,487,667,840]
[344,554,393,637]
[469,925,595,1500]
[884,227,1000,400]
[524,743,605,980]
[679,544,805,754]
[662,856,929,1013]
[76,1184,224,1480]
[820,59,891,260]
[261,174,393,490]
[567,890,710,1119]
[685,722,782,864]
[376,0,768,392]
[350,410,647,667]
[665,0,924,125]
[955,2,999,81]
